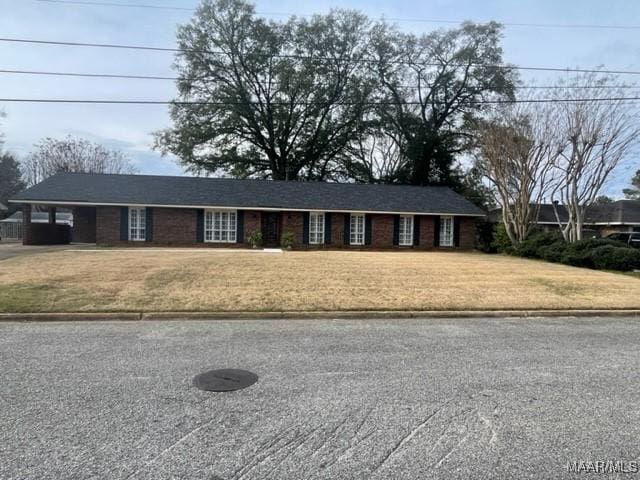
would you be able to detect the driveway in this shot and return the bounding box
[1,317,640,479]
[0,243,92,261]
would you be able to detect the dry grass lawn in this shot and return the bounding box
[0,249,638,313]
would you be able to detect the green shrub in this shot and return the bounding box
[490,223,513,253]
[280,231,295,250]
[564,237,627,253]
[560,250,595,269]
[247,230,263,248]
[504,229,639,271]
[537,241,567,263]
[558,238,630,269]
[589,246,640,271]
[512,230,564,258]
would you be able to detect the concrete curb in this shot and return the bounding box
[1,310,639,322]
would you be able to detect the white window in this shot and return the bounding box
[399,215,414,246]
[205,210,237,243]
[439,216,454,247]
[350,213,365,245]
[128,207,146,241]
[309,212,325,244]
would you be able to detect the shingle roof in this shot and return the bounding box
[0,202,7,211]
[490,200,640,225]
[10,172,485,216]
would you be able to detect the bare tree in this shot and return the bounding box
[475,98,562,244]
[22,136,137,186]
[341,127,409,183]
[550,73,640,241]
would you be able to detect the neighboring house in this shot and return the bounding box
[9,172,484,249]
[490,200,640,237]
[0,202,7,218]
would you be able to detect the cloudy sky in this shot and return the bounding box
[1,0,639,196]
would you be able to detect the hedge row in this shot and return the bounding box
[500,229,640,271]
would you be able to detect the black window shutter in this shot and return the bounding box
[413,216,420,246]
[145,207,153,242]
[302,212,310,244]
[453,217,461,247]
[343,214,350,245]
[433,216,441,247]
[393,215,400,246]
[119,207,128,241]
[324,212,332,244]
[365,214,372,245]
[236,210,244,243]
[196,209,204,242]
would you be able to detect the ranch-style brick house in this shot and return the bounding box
[10,172,484,249]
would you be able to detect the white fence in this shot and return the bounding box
[0,223,23,242]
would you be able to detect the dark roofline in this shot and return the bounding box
[10,172,486,216]
[12,171,465,194]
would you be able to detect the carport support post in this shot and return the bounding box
[48,207,56,224]
[22,204,32,245]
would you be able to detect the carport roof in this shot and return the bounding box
[11,172,485,216]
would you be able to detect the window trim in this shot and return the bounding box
[350,213,365,246]
[398,215,414,246]
[439,216,454,247]
[128,206,146,242]
[204,209,238,243]
[309,212,325,245]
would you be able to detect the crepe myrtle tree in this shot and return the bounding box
[550,73,640,242]
[155,0,376,181]
[474,96,563,244]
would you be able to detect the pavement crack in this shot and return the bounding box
[124,416,218,479]
[371,399,450,475]
[478,410,498,446]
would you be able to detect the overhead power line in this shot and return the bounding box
[32,0,640,31]
[1,69,638,91]
[2,37,640,76]
[0,68,177,80]
[1,97,640,105]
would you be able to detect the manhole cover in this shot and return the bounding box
[193,369,258,392]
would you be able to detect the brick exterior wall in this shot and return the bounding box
[72,207,97,243]
[418,216,436,249]
[330,213,345,247]
[96,206,121,244]
[458,217,477,250]
[152,207,197,244]
[371,214,394,248]
[74,205,478,250]
[280,211,304,247]
[244,210,262,244]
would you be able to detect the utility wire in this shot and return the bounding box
[1,69,638,91]
[1,97,640,105]
[32,0,640,31]
[2,37,640,76]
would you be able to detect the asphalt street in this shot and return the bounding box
[1,317,640,479]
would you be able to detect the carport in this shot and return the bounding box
[17,204,96,245]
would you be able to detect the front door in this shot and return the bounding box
[262,212,280,247]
